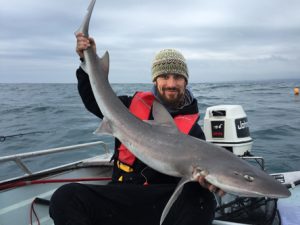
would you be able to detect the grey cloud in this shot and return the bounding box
[1,0,300,83]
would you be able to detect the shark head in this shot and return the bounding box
[205,162,291,198]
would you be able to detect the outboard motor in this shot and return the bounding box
[203,105,253,156]
[205,106,279,224]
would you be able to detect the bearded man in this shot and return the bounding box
[49,33,224,225]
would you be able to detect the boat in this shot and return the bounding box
[1,105,300,225]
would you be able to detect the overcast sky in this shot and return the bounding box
[1,0,300,83]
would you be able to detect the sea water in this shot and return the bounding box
[0,80,300,180]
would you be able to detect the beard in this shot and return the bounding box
[155,86,185,109]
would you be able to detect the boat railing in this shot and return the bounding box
[241,155,265,170]
[0,141,110,175]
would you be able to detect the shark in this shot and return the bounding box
[75,0,290,224]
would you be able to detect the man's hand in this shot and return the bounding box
[197,176,225,197]
[75,32,96,59]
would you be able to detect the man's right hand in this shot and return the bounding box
[75,32,96,59]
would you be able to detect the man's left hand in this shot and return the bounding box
[197,176,226,197]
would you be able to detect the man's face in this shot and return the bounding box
[154,74,187,107]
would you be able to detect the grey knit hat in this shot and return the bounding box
[151,49,189,82]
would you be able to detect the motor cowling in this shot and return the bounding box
[203,105,253,156]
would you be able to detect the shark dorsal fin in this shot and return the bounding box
[100,51,109,75]
[94,51,110,80]
[150,100,179,133]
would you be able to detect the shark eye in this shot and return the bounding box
[244,174,254,182]
[233,171,254,182]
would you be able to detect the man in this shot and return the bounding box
[49,33,224,225]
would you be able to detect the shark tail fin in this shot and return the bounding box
[160,178,191,225]
[94,117,113,135]
[75,0,96,36]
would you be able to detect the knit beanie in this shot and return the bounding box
[151,49,189,82]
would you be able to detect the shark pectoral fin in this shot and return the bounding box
[160,178,191,225]
[151,100,179,133]
[94,117,113,135]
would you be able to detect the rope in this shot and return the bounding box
[0,177,112,190]
[0,131,52,142]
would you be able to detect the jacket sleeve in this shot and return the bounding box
[189,123,206,141]
[76,67,132,118]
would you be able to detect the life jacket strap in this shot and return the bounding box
[117,160,133,173]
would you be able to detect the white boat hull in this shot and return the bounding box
[1,143,299,225]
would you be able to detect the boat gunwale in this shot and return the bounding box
[0,141,113,189]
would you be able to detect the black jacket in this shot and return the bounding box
[76,67,206,184]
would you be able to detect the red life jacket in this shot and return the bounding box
[117,91,199,167]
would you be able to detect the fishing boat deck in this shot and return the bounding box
[0,142,113,225]
[1,142,300,225]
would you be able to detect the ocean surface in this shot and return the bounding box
[1,80,300,181]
